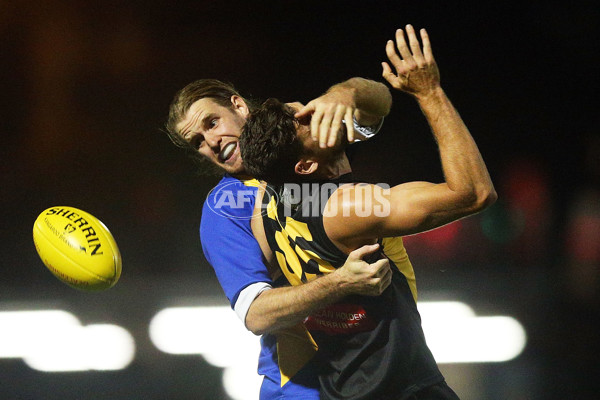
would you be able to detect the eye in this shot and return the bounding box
[209,118,218,128]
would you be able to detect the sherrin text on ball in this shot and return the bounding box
[33,206,121,291]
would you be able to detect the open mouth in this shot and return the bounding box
[219,142,237,163]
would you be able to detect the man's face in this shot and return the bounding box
[177,97,249,175]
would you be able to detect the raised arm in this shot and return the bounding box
[325,25,497,252]
[294,77,392,147]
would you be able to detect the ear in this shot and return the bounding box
[295,159,319,176]
[230,95,249,118]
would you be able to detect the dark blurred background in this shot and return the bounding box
[1,1,599,399]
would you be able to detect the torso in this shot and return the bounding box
[258,180,444,400]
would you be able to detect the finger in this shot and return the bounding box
[328,105,346,147]
[406,24,424,63]
[372,258,390,274]
[318,106,334,148]
[381,62,398,87]
[395,28,413,60]
[382,268,393,290]
[286,101,303,109]
[344,108,354,143]
[310,107,324,141]
[420,28,435,64]
[294,101,314,119]
[385,40,402,68]
[349,243,380,260]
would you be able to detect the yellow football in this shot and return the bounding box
[33,206,122,291]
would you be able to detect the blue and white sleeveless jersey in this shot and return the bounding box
[200,174,269,308]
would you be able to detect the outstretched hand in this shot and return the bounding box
[294,90,356,148]
[382,24,440,97]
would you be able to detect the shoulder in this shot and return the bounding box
[203,175,261,222]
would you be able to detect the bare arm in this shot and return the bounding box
[329,77,393,125]
[294,77,392,147]
[383,25,495,204]
[245,244,391,335]
[245,185,391,335]
[325,25,496,252]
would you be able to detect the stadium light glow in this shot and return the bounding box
[150,306,263,400]
[222,364,263,400]
[149,306,260,367]
[0,310,135,372]
[0,310,80,358]
[418,303,527,363]
[149,302,527,400]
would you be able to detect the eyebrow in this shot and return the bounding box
[200,113,216,127]
[180,113,199,140]
[181,111,212,141]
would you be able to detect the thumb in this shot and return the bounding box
[349,243,380,260]
[381,62,395,83]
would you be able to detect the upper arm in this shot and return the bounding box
[200,192,272,308]
[323,182,477,250]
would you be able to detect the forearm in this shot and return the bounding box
[329,77,392,124]
[416,87,496,208]
[245,272,349,335]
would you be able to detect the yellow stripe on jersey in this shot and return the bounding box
[275,323,318,387]
[274,231,304,286]
[297,247,336,275]
[241,178,262,188]
[273,226,333,284]
[382,236,417,302]
[266,195,278,221]
[283,217,313,241]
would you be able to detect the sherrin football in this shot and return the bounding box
[33,206,121,291]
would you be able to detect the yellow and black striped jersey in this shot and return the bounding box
[261,176,444,400]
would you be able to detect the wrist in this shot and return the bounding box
[414,86,445,103]
[324,268,352,297]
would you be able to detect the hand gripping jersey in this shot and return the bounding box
[259,178,444,400]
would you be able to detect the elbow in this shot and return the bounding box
[484,186,498,208]
[243,289,274,336]
[455,184,497,215]
[245,306,272,336]
[245,316,268,336]
[249,327,267,336]
[471,185,498,212]
[479,179,498,209]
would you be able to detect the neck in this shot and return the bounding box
[316,155,351,180]
[231,173,254,181]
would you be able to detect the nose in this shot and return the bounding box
[204,131,221,152]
